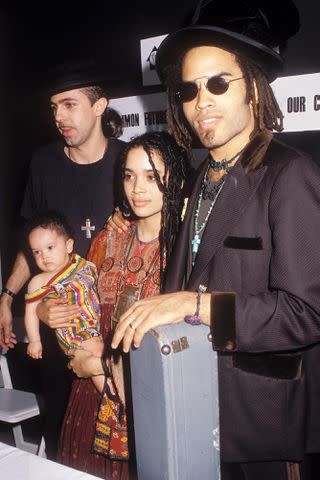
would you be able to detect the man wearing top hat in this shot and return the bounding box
[112,0,320,477]
[0,60,125,458]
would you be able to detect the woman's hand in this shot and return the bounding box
[36,298,80,329]
[105,207,130,233]
[67,349,104,378]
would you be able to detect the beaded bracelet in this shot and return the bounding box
[184,285,206,325]
[1,287,15,299]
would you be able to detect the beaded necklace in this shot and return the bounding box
[208,147,244,172]
[202,173,226,201]
[191,149,243,266]
[191,171,224,265]
[208,156,234,172]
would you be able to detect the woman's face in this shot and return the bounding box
[123,146,165,222]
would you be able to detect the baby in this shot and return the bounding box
[24,211,104,393]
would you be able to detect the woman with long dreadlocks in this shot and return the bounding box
[58,131,189,479]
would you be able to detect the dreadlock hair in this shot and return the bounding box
[119,131,190,290]
[165,49,284,152]
[103,108,124,139]
[236,56,284,134]
[165,58,194,151]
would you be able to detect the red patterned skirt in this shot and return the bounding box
[57,378,130,479]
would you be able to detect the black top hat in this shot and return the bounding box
[45,59,107,96]
[156,0,300,83]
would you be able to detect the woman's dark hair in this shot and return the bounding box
[165,50,283,168]
[120,131,190,290]
[81,87,123,139]
[24,210,74,243]
[103,108,123,139]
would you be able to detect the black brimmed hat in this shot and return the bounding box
[46,59,107,96]
[156,0,300,83]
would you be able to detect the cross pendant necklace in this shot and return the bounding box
[81,218,96,239]
[191,150,241,265]
[67,142,107,241]
[191,167,225,266]
[192,234,201,254]
[192,190,216,256]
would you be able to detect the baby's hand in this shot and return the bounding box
[27,340,43,359]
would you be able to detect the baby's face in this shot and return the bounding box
[29,227,73,274]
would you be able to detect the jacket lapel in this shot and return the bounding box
[187,160,268,290]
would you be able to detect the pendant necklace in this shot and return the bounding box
[191,174,224,265]
[191,148,243,266]
[110,228,160,329]
[208,146,245,172]
[120,228,160,289]
[67,141,108,239]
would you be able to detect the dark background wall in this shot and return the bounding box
[0,0,319,285]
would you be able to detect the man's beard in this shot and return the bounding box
[197,129,216,150]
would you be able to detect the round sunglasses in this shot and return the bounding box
[175,76,244,103]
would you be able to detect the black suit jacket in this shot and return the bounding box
[165,137,320,462]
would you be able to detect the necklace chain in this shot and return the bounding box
[209,156,234,172]
[191,149,244,265]
[66,140,108,239]
[202,173,226,201]
[191,164,229,265]
[208,146,245,172]
[67,139,108,164]
[191,177,224,263]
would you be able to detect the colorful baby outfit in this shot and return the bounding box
[25,253,101,354]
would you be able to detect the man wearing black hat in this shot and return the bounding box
[0,60,125,459]
[112,1,320,478]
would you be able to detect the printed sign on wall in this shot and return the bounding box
[272,73,320,132]
[109,92,167,142]
[111,73,320,141]
[140,34,167,86]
